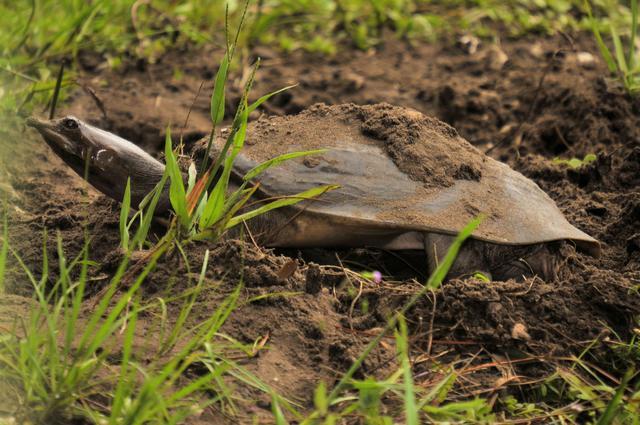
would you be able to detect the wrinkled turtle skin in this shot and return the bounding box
[27,103,600,281]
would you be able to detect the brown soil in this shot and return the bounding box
[3,33,640,420]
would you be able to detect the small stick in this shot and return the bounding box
[426,288,437,356]
[181,79,206,144]
[77,83,107,119]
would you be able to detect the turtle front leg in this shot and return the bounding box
[424,233,559,281]
[423,233,492,281]
[486,243,559,281]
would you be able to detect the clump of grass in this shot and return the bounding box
[250,0,442,53]
[162,70,335,243]
[115,6,335,253]
[540,362,639,424]
[0,226,289,423]
[586,0,640,94]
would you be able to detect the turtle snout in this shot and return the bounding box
[26,116,47,130]
[26,116,59,136]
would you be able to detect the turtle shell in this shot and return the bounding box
[220,103,599,254]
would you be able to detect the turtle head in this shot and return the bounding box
[26,116,91,169]
[27,115,167,208]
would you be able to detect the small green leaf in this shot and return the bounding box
[472,271,490,282]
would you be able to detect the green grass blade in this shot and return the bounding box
[584,0,618,74]
[272,393,290,425]
[610,24,629,75]
[110,297,139,423]
[199,2,251,174]
[160,250,209,354]
[243,149,328,182]
[396,315,419,425]
[210,53,229,126]
[165,128,189,227]
[0,209,7,293]
[77,240,165,355]
[224,184,339,230]
[313,381,328,415]
[200,104,250,229]
[199,163,230,229]
[83,246,166,357]
[418,372,457,408]
[64,238,88,358]
[119,177,131,251]
[630,0,638,70]
[133,172,169,249]
[596,368,635,425]
[326,217,481,403]
[247,84,297,114]
[199,59,258,213]
[166,372,215,405]
[187,162,197,194]
[427,215,483,289]
[214,185,257,231]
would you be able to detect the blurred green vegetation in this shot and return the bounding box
[0,0,635,121]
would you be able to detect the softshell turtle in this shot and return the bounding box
[26,103,600,281]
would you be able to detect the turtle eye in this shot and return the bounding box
[62,118,78,130]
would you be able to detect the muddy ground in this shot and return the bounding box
[3,32,640,420]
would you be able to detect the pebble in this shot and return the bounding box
[576,51,597,69]
[458,34,480,55]
[511,322,531,341]
[529,42,545,58]
[484,45,509,71]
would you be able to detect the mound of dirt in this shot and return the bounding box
[243,102,485,189]
[358,103,485,184]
